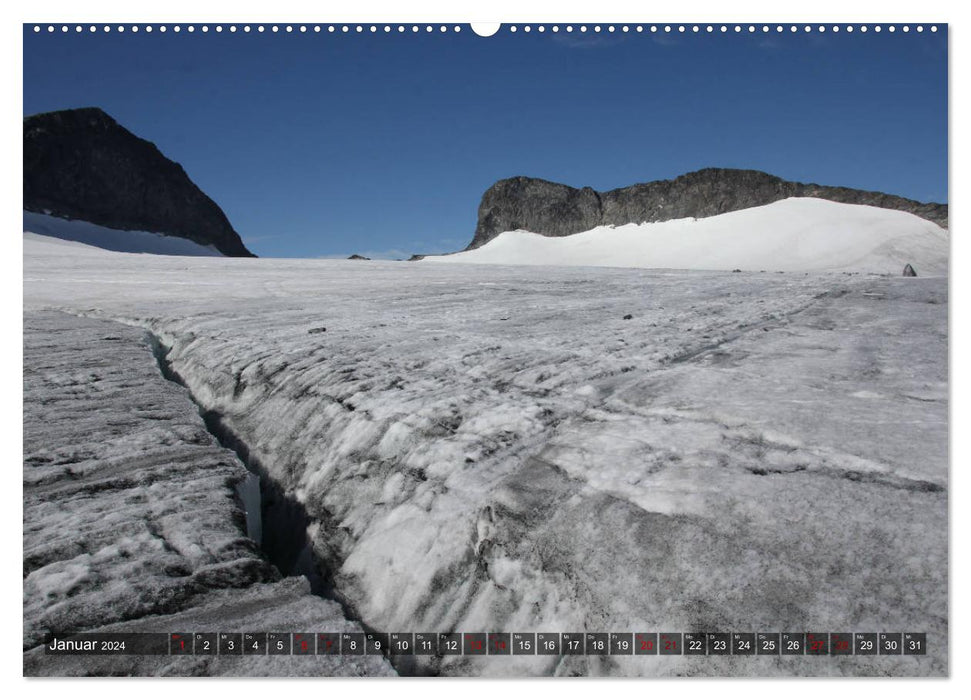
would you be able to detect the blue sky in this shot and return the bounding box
[23,24,947,258]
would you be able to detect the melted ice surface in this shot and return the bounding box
[23,230,947,676]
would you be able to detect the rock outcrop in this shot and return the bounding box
[468,168,948,249]
[24,107,254,257]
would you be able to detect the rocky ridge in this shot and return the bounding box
[468,168,948,249]
[24,107,254,257]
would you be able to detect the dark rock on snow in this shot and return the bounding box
[467,168,949,250]
[347,254,371,260]
[903,264,918,277]
[24,107,254,257]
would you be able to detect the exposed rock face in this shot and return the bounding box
[347,254,371,260]
[24,107,254,257]
[904,263,918,277]
[468,168,948,249]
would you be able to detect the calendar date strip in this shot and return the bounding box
[43,632,928,656]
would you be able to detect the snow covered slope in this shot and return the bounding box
[24,210,223,257]
[427,198,948,275]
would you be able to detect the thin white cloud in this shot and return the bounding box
[550,32,628,50]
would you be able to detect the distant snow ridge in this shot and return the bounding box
[23,211,223,257]
[427,198,948,275]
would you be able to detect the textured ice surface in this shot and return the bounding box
[426,198,949,276]
[24,234,947,676]
[22,310,393,677]
[23,578,394,677]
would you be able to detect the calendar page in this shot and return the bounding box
[21,7,948,681]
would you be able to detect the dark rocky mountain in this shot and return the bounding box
[24,107,254,257]
[347,254,371,260]
[468,168,948,250]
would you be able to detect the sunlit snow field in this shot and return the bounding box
[23,231,947,676]
[427,199,949,275]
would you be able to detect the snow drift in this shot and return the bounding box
[23,210,223,257]
[427,198,948,275]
